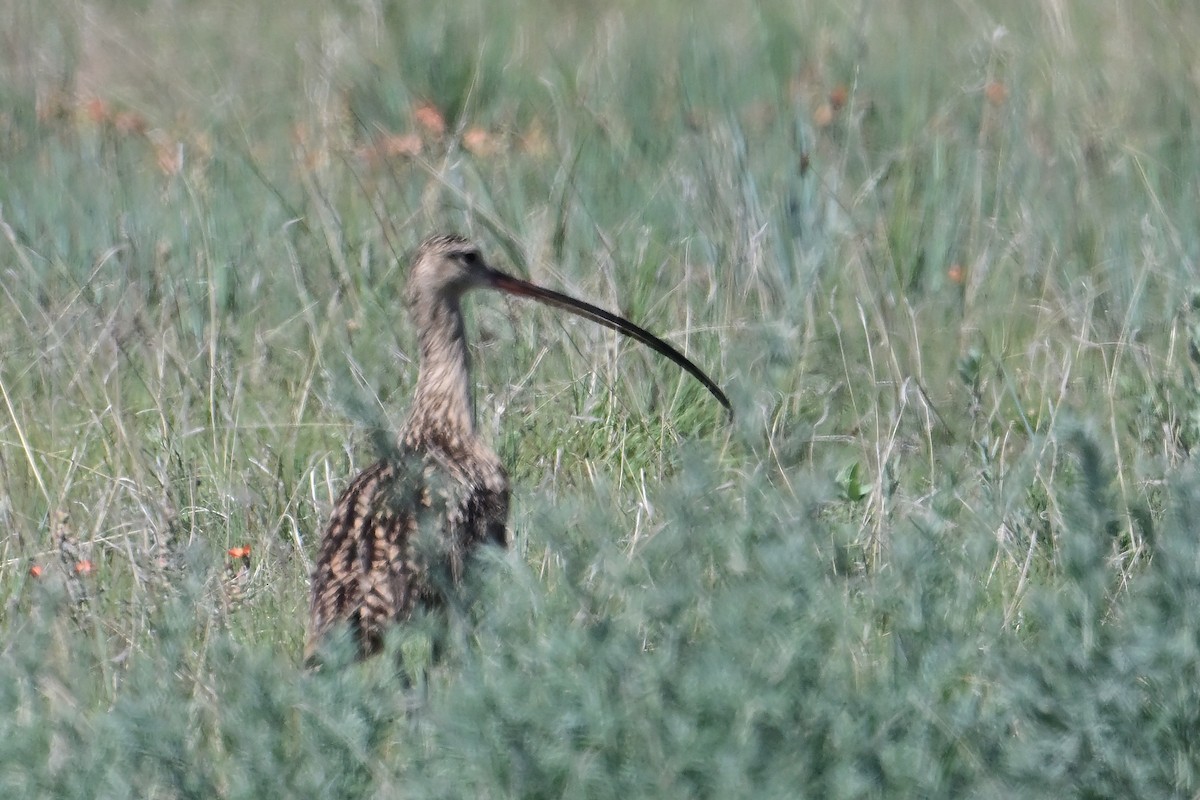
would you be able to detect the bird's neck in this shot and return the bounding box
[405,294,476,445]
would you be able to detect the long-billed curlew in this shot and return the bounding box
[305,234,729,663]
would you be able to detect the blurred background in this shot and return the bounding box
[1,0,1199,796]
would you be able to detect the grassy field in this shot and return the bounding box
[2,0,1200,795]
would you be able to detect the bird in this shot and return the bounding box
[304,233,730,664]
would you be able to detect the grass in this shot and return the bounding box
[2,0,1200,795]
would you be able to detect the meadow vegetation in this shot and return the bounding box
[2,0,1200,795]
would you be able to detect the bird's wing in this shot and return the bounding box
[305,455,427,662]
[420,439,511,551]
[304,444,508,664]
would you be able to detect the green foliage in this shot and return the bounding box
[2,0,1200,795]
[834,461,869,502]
[4,451,1200,796]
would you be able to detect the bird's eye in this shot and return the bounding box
[462,250,481,266]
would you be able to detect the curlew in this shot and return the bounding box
[305,234,729,663]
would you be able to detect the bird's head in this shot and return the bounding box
[407,234,497,304]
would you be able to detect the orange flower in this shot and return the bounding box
[947,264,966,285]
[984,81,1008,106]
[228,545,252,559]
[463,127,499,157]
[83,97,110,125]
[829,84,849,111]
[74,560,94,575]
[29,564,43,578]
[414,102,446,138]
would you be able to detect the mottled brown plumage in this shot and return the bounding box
[305,233,729,663]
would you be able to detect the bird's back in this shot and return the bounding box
[305,437,509,663]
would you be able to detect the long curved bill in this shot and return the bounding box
[484,267,731,414]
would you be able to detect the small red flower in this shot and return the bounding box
[83,97,109,125]
[463,127,499,157]
[829,84,849,111]
[29,564,43,578]
[413,102,446,138]
[227,545,252,559]
[74,560,94,575]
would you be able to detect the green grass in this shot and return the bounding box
[2,0,1200,795]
